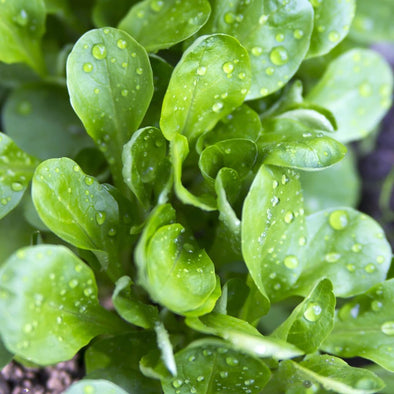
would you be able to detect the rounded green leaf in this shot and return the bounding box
[307,49,394,143]
[160,34,251,143]
[199,0,314,99]
[0,0,46,75]
[66,27,153,187]
[3,84,92,160]
[307,0,356,58]
[242,165,306,301]
[322,279,394,372]
[0,245,127,365]
[32,158,119,255]
[161,339,271,394]
[64,380,128,394]
[0,132,40,220]
[118,0,211,52]
[294,208,392,297]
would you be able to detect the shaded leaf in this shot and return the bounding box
[64,380,128,394]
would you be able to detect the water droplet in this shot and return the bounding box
[172,379,183,388]
[23,323,33,333]
[271,196,279,206]
[220,371,228,378]
[244,379,254,386]
[188,355,196,362]
[365,263,376,273]
[1,198,8,206]
[197,376,205,382]
[122,62,128,68]
[359,82,372,97]
[371,300,383,311]
[381,321,394,336]
[150,0,164,12]
[298,237,306,246]
[222,62,234,74]
[224,12,235,24]
[284,255,298,269]
[225,356,239,366]
[83,63,93,73]
[352,243,362,253]
[11,182,23,192]
[328,210,349,230]
[293,29,304,39]
[14,9,29,27]
[73,164,80,172]
[108,228,117,237]
[92,44,107,60]
[311,0,322,6]
[275,33,285,42]
[83,385,95,394]
[117,39,127,49]
[281,174,289,184]
[251,46,263,57]
[325,252,341,263]
[272,180,279,189]
[259,14,268,25]
[212,102,224,113]
[17,101,32,115]
[265,67,275,76]
[270,46,289,66]
[68,279,78,288]
[346,263,356,272]
[84,287,94,297]
[376,256,385,264]
[121,89,129,97]
[196,66,207,76]
[284,211,294,223]
[84,177,94,186]
[328,30,340,42]
[304,302,322,322]
[95,211,106,225]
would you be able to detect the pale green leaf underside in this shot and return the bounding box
[64,379,128,394]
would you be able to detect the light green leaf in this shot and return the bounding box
[350,0,394,44]
[64,380,128,394]
[0,0,46,75]
[93,0,136,27]
[32,158,123,280]
[301,149,360,214]
[122,127,171,210]
[293,208,392,297]
[257,118,347,170]
[161,339,271,394]
[264,355,384,394]
[3,84,92,160]
[118,0,211,53]
[0,132,40,220]
[186,313,303,360]
[66,27,153,189]
[112,276,158,329]
[199,0,314,99]
[0,245,128,365]
[242,165,306,302]
[307,49,393,143]
[322,279,394,372]
[0,335,13,369]
[154,321,177,377]
[272,278,335,353]
[307,0,355,58]
[135,204,220,316]
[160,34,251,143]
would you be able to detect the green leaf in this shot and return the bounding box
[64,380,129,394]
[3,84,92,160]
[257,118,347,170]
[264,355,385,394]
[322,279,394,372]
[135,204,220,316]
[66,27,154,189]
[366,365,394,394]
[0,132,40,220]
[293,208,392,297]
[0,245,127,365]
[118,0,211,53]
[301,149,360,214]
[196,104,262,152]
[161,339,271,394]
[307,49,393,143]
[242,165,306,302]
[0,335,13,369]
[350,0,394,44]
[122,127,171,210]
[112,276,158,329]
[31,158,123,280]
[199,0,314,99]
[272,279,335,353]
[307,0,355,58]
[160,34,251,143]
[186,313,303,360]
[0,0,46,75]
[93,0,136,27]
[154,321,177,376]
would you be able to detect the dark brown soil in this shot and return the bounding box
[0,356,83,394]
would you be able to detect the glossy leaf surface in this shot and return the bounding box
[0,245,127,365]
[64,380,128,394]
[67,27,153,187]
[322,279,394,372]
[294,208,392,297]
[161,339,271,394]
[0,133,39,220]
[160,34,251,143]
[118,0,211,52]
[307,49,393,143]
[200,0,314,99]
[242,165,306,301]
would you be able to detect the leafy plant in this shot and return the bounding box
[0,0,393,393]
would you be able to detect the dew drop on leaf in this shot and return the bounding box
[83,63,93,73]
[294,29,304,39]
[359,82,372,97]
[324,252,341,263]
[371,300,383,311]
[364,263,376,273]
[17,101,32,115]
[225,356,239,366]
[212,102,224,113]
[270,46,289,66]
[376,255,385,264]
[222,62,234,74]
[83,385,95,394]
[381,321,394,336]
[107,228,117,237]
[117,39,127,49]
[95,211,106,225]
[92,44,107,60]
[351,243,362,253]
[259,14,268,25]
[284,255,298,269]
[328,30,340,42]
[11,182,23,192]
[303,302,322,322]
[265,67,275,76]
[172,379,183,388]
[284,211,294,223]
[150,0,164,12]
[13,9,29,27]
[328,210,348,230]
[251,47,263,57]
[275,33,285,42]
